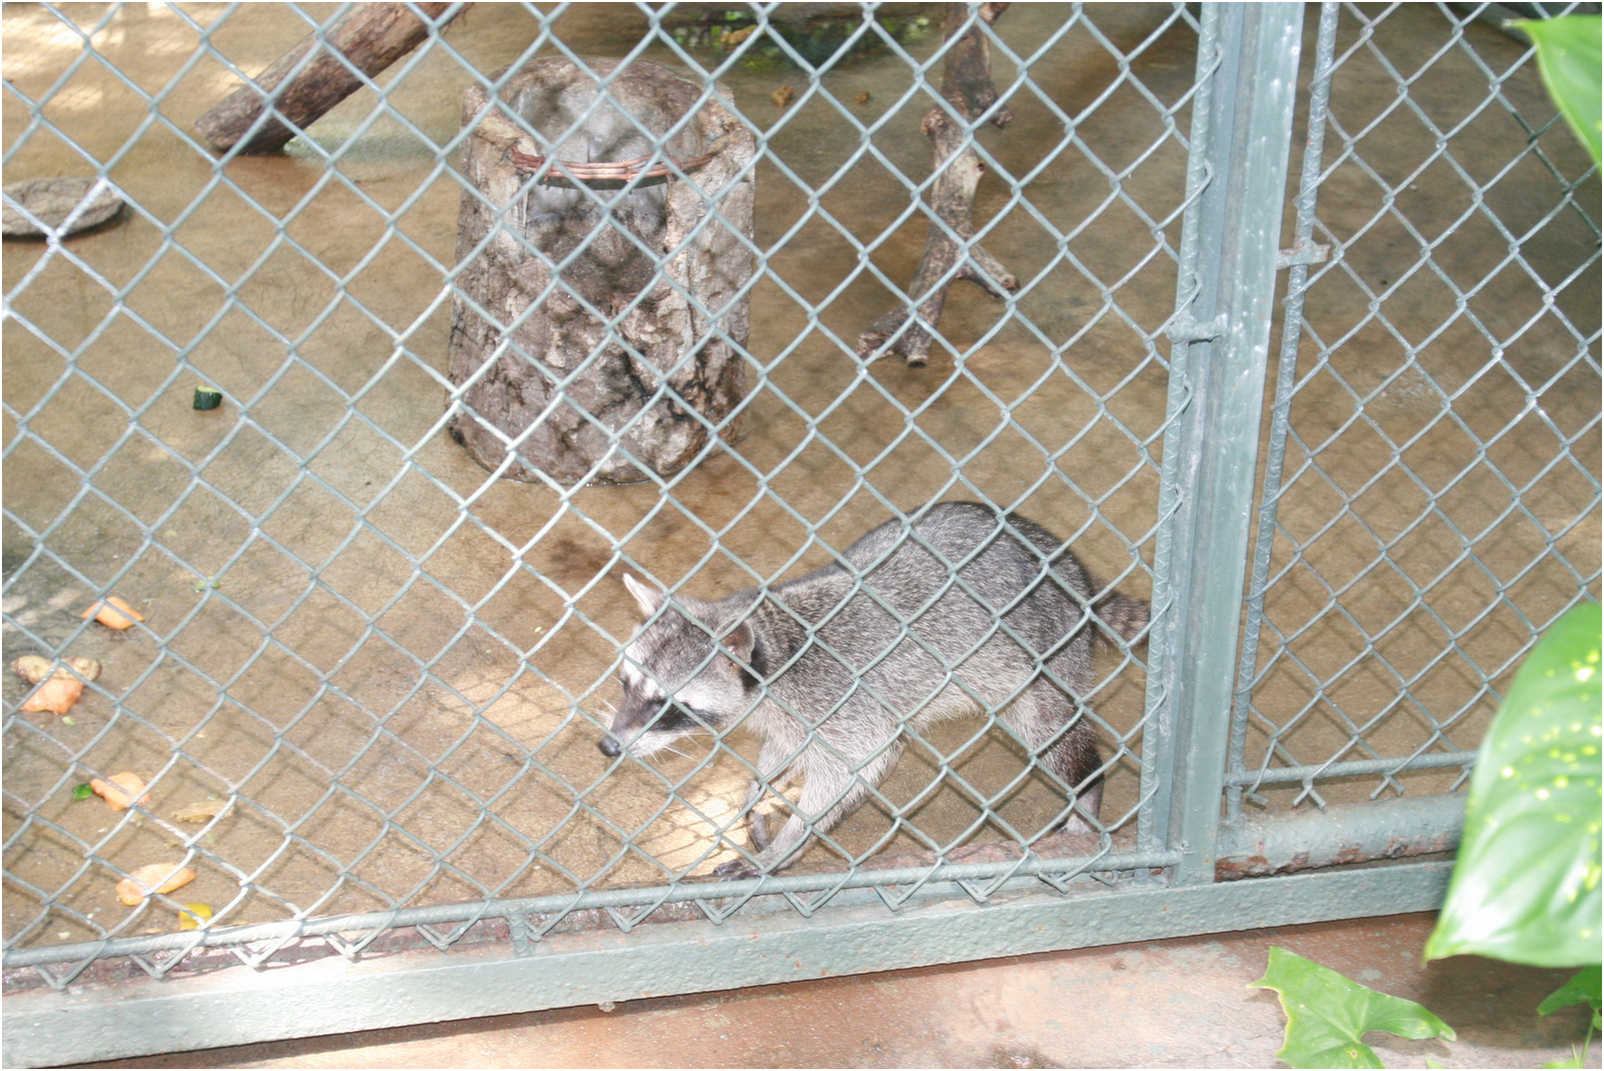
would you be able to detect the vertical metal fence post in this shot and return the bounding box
[1227,2,1340,822]
[1142,2,1304,885]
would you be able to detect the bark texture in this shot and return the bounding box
[195,3,458,154]
[857,2,1016,366]
[448,58,756,485]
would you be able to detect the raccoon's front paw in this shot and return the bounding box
[713,858,760,880]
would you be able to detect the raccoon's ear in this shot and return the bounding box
[722,620,754,665]
[722,620,765,689]
[623,574,664,618]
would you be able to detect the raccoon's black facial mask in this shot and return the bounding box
[598,690,713,757]
[643,697,702,735]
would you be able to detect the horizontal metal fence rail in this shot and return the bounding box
[1,1,1598,1064]
[6,862,1457,1067]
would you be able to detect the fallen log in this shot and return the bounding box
[195,3,460,154]
[857,1,1016,366]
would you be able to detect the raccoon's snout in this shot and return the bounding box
[600,698,704,759]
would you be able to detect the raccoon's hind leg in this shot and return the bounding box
[1000,681,1105,834]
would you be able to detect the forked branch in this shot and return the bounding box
[857,2,1017,366]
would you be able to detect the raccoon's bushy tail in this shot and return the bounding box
[1092,589,1149,647]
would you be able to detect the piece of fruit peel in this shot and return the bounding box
[81,595,143,629]
[178,902,213,930]
[22,674,83,715]
[15,655,101,717]
[116,863,195,906]
[90,771,146,811]
[170,799,228,823]
[13,655,100,683]
[14,655,54,682]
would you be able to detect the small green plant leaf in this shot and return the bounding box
[71,783,93,800]
[1511,15,1602,164]
[1425,603,1603,967]
[1252,946,1456,1068]
[1538,966,1602,1018]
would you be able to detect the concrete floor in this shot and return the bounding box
[86,912,1597,1069]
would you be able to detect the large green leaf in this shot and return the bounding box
[1252,946,1456,1068]
[1513,15,1602,165]
[1425,603,1603,967]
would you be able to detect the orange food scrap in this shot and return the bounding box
[90,771,146,811]
[15,655,101,716]
[22,673,84,716]
[81,595,143,630]
[115,863,195,906]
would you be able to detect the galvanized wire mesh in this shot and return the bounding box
[0,0,1597,1015]
[1230,0,1602,814]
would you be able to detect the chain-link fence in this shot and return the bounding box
[3,2,1599,1063]
[1231,1,1600,818]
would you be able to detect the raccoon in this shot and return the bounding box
[598,500,1149,878]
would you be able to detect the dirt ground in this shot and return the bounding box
[2,1,1598,961]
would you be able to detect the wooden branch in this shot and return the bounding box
[857,1,1017,367]
[941,0,1014,128]
[195,3,461,155]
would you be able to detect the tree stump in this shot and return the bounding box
[448,57,756,485]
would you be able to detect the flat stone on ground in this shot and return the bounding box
[2,176,123,237]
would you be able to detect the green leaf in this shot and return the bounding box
[1426,603,1603,967]
[71,783,93,800]
[1538,966,1602,1018]
[1512,15,1602,165]
[1251,946,1456,1068]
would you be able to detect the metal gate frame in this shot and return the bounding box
[4,2,1587,1063]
